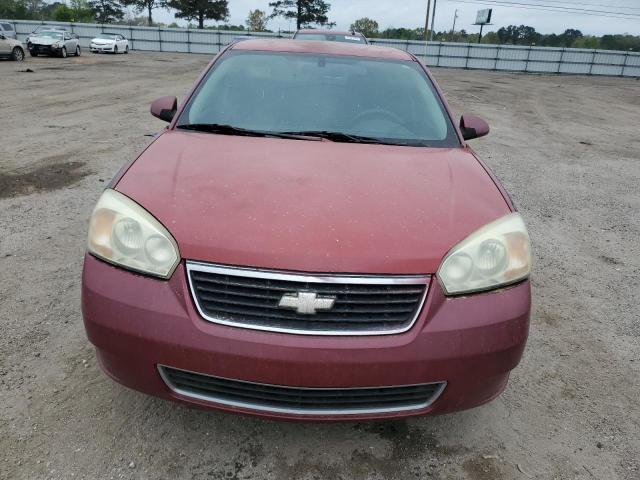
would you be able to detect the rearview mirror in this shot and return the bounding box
[151,96,178,123]
[459,114,490,141]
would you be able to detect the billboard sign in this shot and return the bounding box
[476,8,493,25]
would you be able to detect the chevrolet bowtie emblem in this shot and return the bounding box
[278,291,336,315]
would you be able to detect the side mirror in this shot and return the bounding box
[151,96,178,123]
[459,114,490,141]
[0,34,5,40]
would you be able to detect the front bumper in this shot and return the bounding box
[29,43,60,55]
[82,254,530,421]
[90,44,115,52]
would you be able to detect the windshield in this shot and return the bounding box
[295,33,365,44]
[96,34,117,40]
[177,51,458,147]
[39,31,63,39]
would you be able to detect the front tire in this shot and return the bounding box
[60,47,67,58]
[11,47,25,61]
[75,45,81,56]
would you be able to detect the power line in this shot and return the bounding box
[524,0,640,11]
[441,0,640,19]
[444,0,640,17]
[523,0,640,11]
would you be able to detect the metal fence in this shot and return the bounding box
[4,19,639,77]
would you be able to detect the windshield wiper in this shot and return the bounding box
[176,123,321,141]
[277,130,409,145]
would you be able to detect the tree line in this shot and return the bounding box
[351,18,640,52]
[1,0,638,51]
[0,0,331,29]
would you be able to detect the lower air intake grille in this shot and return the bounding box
[186,262,429,335]
[159,366,446,415]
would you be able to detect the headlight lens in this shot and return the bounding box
[87,189,179,278]
[437,213,531,295]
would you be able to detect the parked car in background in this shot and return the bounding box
[90,33,129,54]
[0,32,24,61]
[82,39,532,421]
[0,22,17,39]
[28,30,80,58]
[293,29,369,44]
[25,25,68,44]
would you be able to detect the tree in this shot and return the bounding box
[269,0,333,30]
[479,31,498,44]
[24,0,46,16]
[0,0,33,19]
[52,3,74,20]
[89,0,124,23]
[496,25,539,45]
[560,28,583,47]
[165,0,227,29]
[51,0,94,22]
[246,9,268,31]
[350,17,378,38]
[120,0,163,26]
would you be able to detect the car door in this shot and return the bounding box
[117,35,126,51]
[64,33,76,53]
[0,33,11,55]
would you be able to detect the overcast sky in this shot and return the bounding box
[153,0,640,36]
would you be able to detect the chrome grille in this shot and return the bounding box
[159,365,446,415]
[187,262,429,335]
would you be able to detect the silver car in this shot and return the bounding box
[28,30,80,58]
[0,32,25,61]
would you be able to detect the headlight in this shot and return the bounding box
[52,42,60,48]
[87,189,179,278]
[437,213,531,295]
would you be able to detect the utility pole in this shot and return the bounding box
[424,0,432,42]
[429,0,438,42]
[450,9,458,41]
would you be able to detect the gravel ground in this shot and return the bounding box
[1,51,639,480]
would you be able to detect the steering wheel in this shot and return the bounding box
[351,108,407,129]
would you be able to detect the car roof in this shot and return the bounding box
[230,38,411,61]
[296,29,363,36]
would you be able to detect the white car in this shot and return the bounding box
[90,33,129,54]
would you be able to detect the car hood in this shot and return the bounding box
[115,130,510,274]
[29,36,59,45]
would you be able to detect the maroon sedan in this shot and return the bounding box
[82,39,531,421]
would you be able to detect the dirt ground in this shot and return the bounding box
[0,51,638,480]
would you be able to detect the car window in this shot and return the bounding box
[178,51,458,147]
[40,31,64,39]
[2,23,14,31]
